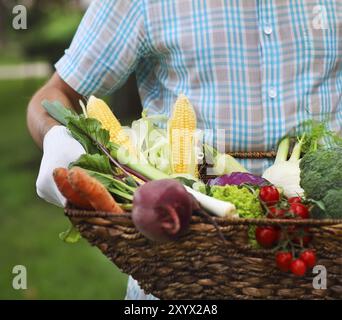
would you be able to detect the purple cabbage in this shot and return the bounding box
[208,172,269,187]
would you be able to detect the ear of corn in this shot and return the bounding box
[168,94,198,178]
[86,96,135,154]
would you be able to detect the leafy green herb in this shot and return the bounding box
[291,120,342,154]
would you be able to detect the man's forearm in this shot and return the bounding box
[27,73,83,148]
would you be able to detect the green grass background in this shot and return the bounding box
[0,78,128,299]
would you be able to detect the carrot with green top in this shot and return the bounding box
[68,167,123,214]
[53,167,93,209]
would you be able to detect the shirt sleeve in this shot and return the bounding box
[55,0,150,97]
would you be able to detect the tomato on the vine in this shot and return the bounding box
[289,203,309,219]
[288,197,302,204]
[259,186,280,206]
[289,227,312,246]
[294,234,312,246]
[300,250,316,268]
[267,206,286,219]
[290,259,307,276]
[255,226,280,248]
[276,252,293,272]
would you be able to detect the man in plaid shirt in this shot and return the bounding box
[27,0,341,299]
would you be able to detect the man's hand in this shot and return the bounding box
[36,126,85,207]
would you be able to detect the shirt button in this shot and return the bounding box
[264,24,273,35]
[269,87,277,98]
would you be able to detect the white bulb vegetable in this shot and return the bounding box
[262,138,304,198]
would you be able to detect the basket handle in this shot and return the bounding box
[226,151,277,159]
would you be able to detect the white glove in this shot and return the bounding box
[36,125,86,207]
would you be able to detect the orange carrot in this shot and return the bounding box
[68,167,123,214]
[53,168,93,209]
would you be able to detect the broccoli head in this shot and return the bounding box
[300,148,342,218]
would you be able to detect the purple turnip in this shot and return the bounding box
[132,179,196,242]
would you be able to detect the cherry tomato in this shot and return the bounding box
[300,250,317,269]
[259,186,280,206]
[267,207,286,219]
[289,203,309,219]
[290,259,307,276]
[255,226,280,248]
[288,197,302,204]
[276,252,293,272]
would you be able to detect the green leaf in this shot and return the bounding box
[42,100,77,126]
[174,176,197,188]
[66,116,110,154]
[42,99,105,154]
[43,100,112,153]
[308,199,326,211]
[66,119,96,153]
[71,154,112,174]
[82,117,110,146]
[59,225,81,244]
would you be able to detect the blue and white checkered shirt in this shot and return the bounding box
[56,0,342,299]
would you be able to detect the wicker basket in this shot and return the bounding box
[64,151,341,299]
[65,207,342,300]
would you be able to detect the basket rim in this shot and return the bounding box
[64,205,342,227]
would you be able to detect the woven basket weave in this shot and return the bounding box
[65,207,342,300]
[64,151,342,299]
